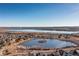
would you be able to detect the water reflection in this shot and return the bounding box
[21,39,77,48]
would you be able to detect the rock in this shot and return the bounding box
[59,50,64,56]
[48,53,54,56]
[2,49,11,55]
[53,50,61,56]
[72,49,79,56]
[64,52,73,56]
[36,53,40,56]
[68,50,79,56]
[75,50,79,54]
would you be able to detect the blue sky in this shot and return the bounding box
[0,3,79,27]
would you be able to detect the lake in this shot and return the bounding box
[8,29,79,34]
[20,38,77,48]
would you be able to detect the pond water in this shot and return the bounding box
[20,39,77,48]
[8,29,79,34]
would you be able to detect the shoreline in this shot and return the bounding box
[0,31,79,55]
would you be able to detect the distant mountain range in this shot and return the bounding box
[0,26,79,31]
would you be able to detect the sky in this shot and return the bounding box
[0,3,79,27]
